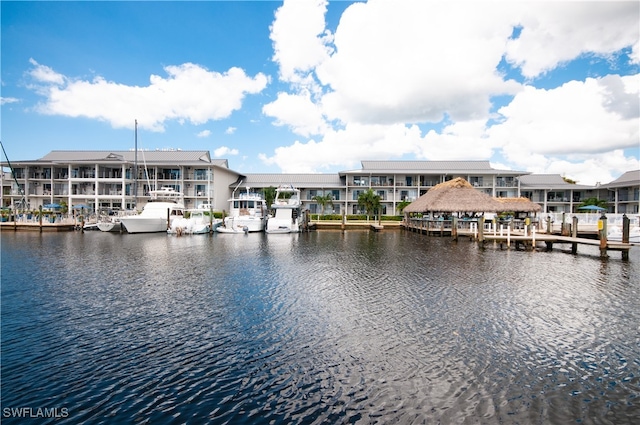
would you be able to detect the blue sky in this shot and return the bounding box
[1,0,639,185]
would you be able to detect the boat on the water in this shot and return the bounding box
[95,209,137,233]
[97,219,122,233]
[120,187,185,234]
[608,225,640,244]
[266,185,303,234]
[168,206,222,235]
[216,188,267,233]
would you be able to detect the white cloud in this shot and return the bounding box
[270,0,333,84]
[505,2,640,78]
[262,91,328,137]
[260,122,423,173]
[0,97,19,105]
[28,58,65,85]
[197,130,211,138]
[214,146,239,157]
[316,1,521,125]
[225,127,236,135]
[489,75,639,159]
[27,61,268,132]
[261,0,639,183]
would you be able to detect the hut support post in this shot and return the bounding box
[478,216,485,247]
[452,216,458,241]
[39,205,43,233]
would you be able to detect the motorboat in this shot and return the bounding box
[97,218,123,233]
[607,225,640,244]
[120,187,185,234]
[266,185,303,234]
[168,206,222,235]
[96,209,136,233]
[216,188,267,233]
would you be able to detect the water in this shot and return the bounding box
[1,230,639,424]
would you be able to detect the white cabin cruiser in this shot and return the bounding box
[266,185,303,234]
[216,189,267,233]
[120,187,185,234]
[96,209,136,233]
[168,205,222,235]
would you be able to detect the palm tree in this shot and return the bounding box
[396,200,411,215]
[263,186,277,212]
[579,197,608,209]
[357,189,381,221]
[312,193,333,218]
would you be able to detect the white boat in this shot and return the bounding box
[266,185,303,234]
[216,189,267,233]
[120,187,185,234]
[97,219,123,233]
[96,210,136,232]
[607,226,640,244]
[168,206,222,235]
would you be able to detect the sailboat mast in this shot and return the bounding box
[134,119,138,209]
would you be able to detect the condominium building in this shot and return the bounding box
[0,150,240,212]
[1,150,639,215]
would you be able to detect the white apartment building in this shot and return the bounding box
[2,151,639,216]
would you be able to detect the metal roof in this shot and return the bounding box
[519,174,593,189]
[341,160,526,175]
[237,173,344,188]
[597,170,640,189]
[37,150,226,167]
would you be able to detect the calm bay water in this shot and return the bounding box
[1,230,639,424]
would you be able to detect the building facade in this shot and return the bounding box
[1,150,639,216]
[0,150,240,213]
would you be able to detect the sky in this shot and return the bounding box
[1,0,639,185]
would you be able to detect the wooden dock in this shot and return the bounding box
[0,221,77,232]
[404,217,634,260]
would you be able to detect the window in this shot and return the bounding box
[194,169,208,180]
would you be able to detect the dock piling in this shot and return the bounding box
[622,214,630,261]
[571,216,578,254]
[598,214,608,259]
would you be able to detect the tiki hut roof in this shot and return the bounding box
[495,197,542,213]
[404,177,502,213]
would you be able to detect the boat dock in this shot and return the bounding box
[404,216,634,260]
[0,220,77,232]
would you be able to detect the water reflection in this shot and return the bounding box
[1,231,639,424]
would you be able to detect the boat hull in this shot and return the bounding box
[120,217,168,234]
[216,217,265,233]
[97,221,122,233]
[168,218,222,235]
[265,219,300,234]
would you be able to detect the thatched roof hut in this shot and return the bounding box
[404,177,502,213]
[495,197,542,213]
[404,178,542,214]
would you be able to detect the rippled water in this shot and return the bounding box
[1,230,639,424]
